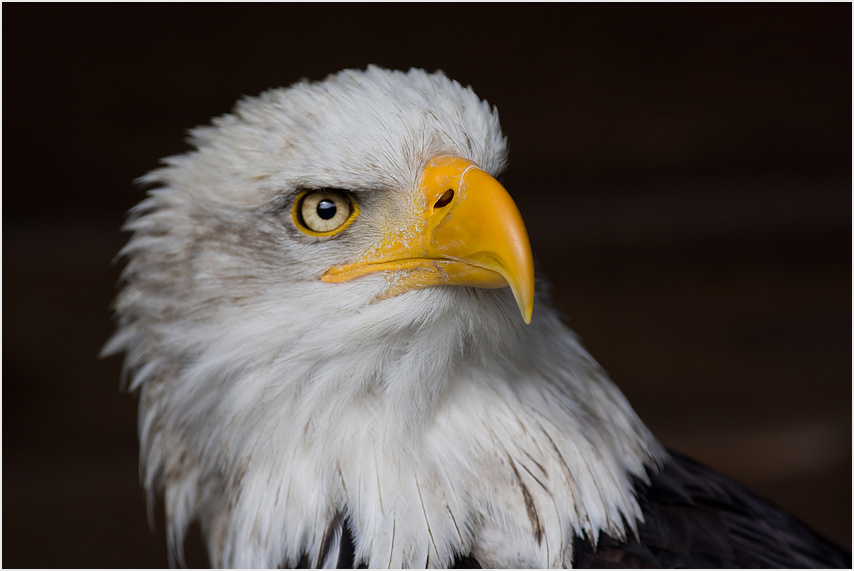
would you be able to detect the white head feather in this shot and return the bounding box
[106,66,665,568]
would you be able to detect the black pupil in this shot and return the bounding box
[317,199,337,220]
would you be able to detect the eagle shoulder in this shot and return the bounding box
[571,452,851,568]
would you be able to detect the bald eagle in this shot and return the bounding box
[105,67,850,568]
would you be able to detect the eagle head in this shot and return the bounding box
[106,67,663,568]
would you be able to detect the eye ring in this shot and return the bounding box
[292,189,359,237]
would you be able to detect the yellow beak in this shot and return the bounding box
[321,155,535,323]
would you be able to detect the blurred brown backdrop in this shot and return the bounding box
[3,4,850,567]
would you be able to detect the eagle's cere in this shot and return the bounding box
[106,67,849,568]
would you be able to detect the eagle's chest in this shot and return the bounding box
[226,409,475,567]
[218,387,632,568]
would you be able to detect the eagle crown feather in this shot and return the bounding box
[106,66,665,568]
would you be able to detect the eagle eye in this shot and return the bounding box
[292,189,359,236]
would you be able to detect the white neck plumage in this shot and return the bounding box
[135,283,665,568]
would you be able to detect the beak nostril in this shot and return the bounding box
[434,189,454,208]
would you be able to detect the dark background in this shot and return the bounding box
[4,4,850,567]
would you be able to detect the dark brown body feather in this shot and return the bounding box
[571,452,851,568]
